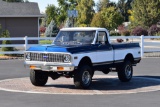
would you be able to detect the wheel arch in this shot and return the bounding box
[124,53,134,63]
[78,56,93,68]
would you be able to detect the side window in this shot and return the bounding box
[97,31,108,44]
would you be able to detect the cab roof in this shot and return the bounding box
[60,27,108,31]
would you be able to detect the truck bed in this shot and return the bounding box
[111,43,140,50]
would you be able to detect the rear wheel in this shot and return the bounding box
[117,60,133,82]
[74,65,92,89]
[30,70,48,86]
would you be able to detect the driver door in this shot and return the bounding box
[95,31,114,65]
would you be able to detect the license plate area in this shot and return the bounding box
[41,66,50,71]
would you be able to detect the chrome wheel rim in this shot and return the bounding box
[82,71,91,85]
[125,65,132,79]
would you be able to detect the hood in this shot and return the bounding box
[27,44,94,54]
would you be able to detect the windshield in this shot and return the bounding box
[53,30,96,45]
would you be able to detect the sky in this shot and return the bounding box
[29,0,118,13]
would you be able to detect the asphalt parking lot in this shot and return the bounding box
[0,58,160,107]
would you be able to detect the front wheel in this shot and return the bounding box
[74,65,92,89]
[30,70,48,86]
[117,60,133,82]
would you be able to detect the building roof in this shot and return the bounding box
[0,0,43,17]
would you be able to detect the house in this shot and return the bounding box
[0,0,43,44]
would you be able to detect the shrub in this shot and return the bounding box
[40,27,46,33]
[110,31,121,36]
[118,24,125,34]
[121,30,131,36]
[157,22,160,27]
[0,24,2,34]
[154,32,160,40]
[148,24,160,36]
[117,25,130,36]
[1,30,14,52]
[155,32,160,36]
[2,40,14,51]
[131,27,148,36]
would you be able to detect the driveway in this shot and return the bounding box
[0,58,159,107]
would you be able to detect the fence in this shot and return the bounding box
[0,36,55,55]
[0,36,160,57]
[110,35,160,57]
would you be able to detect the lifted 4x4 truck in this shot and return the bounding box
[24,27,141,89]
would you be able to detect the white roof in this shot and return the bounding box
[60,27,107,31]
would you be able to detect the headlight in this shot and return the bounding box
[25,53,30,60]
[63,54,71,63]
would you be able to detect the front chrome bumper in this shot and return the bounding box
[24,61,75,72]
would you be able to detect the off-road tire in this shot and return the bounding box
[30,70,48,86]
[117,60,133,82]
[74,65,92,89]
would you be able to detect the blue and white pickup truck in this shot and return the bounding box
[24,27,141,89]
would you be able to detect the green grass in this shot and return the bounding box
[39,40,52,44]
[0,54,4,56]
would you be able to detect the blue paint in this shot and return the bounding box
[27,43,140,54]
[27,44,96,54]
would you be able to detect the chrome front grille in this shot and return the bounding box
[30,53,64,62]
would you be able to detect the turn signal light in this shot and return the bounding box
[30,65,36,69]
[57,67,64,70]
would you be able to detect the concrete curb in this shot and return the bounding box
[144,52,160,57]
[0,57,23,60]
[0,76,160,95]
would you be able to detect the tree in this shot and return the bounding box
[91,7,124,30]
[45,5,58,25]
[96,0,109,11]
[90,12,105,27]
[125,0,132,11]
[57,0,77,26]
[24,0,29,2]
[131,0,160,28]
[58,0,77,10]
[76,0,95,26]
[3,0,24,2]
[45,20,59,37]
[64,18,72,28]
[40,18,47,27]
[117,0,133,22]
[96,0,117,12]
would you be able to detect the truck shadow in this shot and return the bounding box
[45,76,160,91]
[90,76,160,91]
